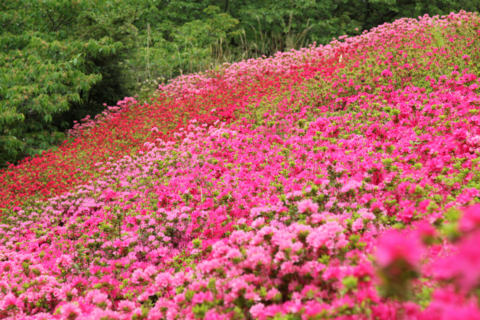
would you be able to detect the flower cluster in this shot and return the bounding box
[1,10,480,320]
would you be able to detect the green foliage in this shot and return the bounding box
[0,0,135,166]
[127,3,242,102]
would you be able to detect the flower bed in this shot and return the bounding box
[1,11,480,320]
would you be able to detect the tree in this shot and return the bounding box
[0,0,135,166]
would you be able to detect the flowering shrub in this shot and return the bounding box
[1,10,480,320]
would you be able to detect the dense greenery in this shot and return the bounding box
[0,0,136,165]
[1,0,479,166]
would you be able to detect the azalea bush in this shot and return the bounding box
[2,10,480,320]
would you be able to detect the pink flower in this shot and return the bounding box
[376,230,423,268]
[131,269,148,284]
[250,303,265,318]
[0,293,23,311]
[86,290,111,308]
[56,254,73,268]
[252,217,265,228]
[433,232,480,291]
[459,203,480,232]
[297,199,319,214]
[280,261,295,275]
[60,303,82,319]
[155,272,172,288]
[358,208,375,220]
[335,233,349,249]
[192,291,213,304]
[266,288,280,300]
[226,248,242,260]
[118,300,137,313]
[381,69,393,77]
[352,218,364,231]
[414,221,437,243]
[422,286,480,319]
[306,229,328,249]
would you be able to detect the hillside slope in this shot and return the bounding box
[2,11,480,319]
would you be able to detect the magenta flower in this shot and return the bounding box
[60,303,82,319]
[250,303,265,318]
[381,69,393,77]
[459,203,480,232]
[433,232,480,291]
[0,293,23,311]
[297,199,319,214]
[376,230,423,268]
[352,218,364,231]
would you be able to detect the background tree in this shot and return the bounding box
[0,0,136,166]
